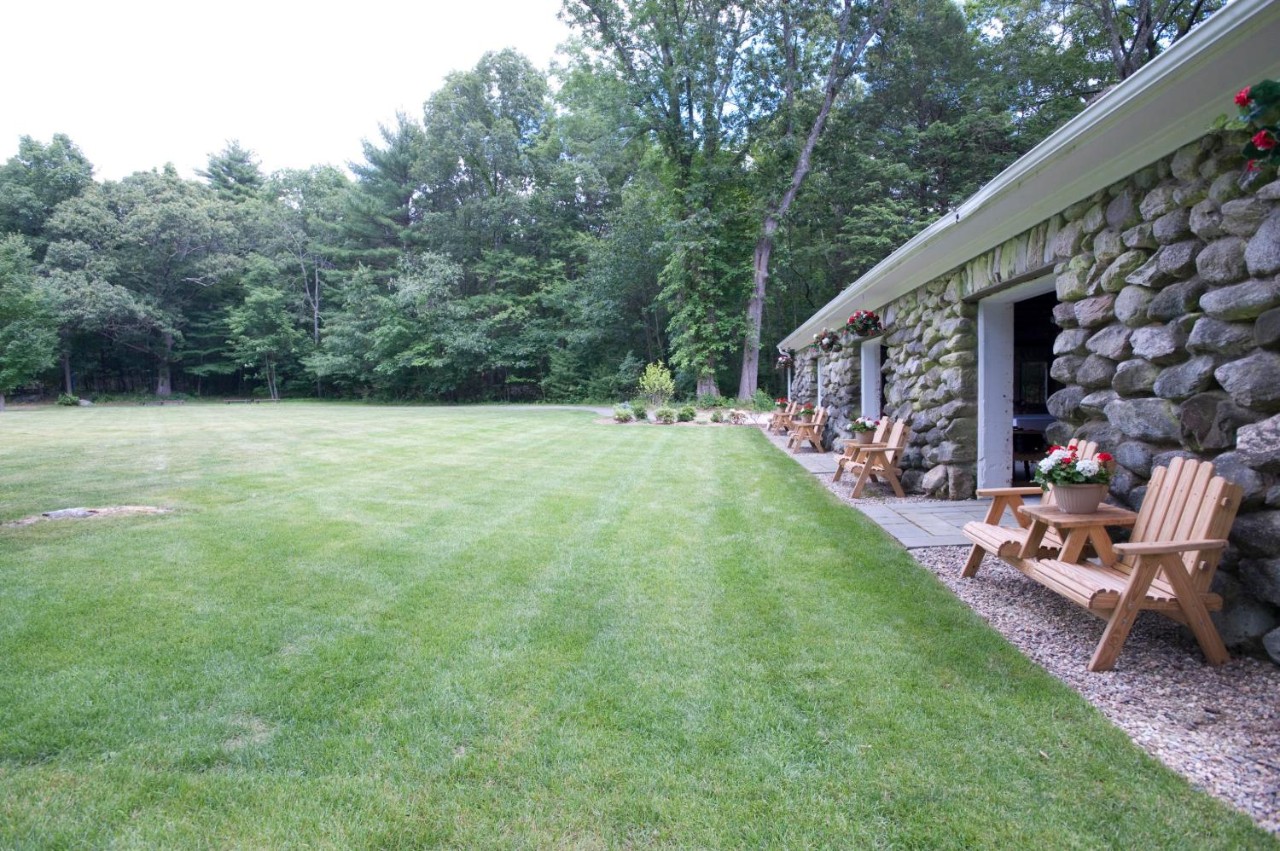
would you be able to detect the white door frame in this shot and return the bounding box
[860,338,883,418]
[976,275,1056,489]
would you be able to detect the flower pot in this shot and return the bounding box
[1052,483,1108,514]
[853,431,874,445]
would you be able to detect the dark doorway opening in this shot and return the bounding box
[1011,292,1063,481]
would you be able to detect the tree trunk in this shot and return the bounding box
[62,352,73,396]
[155,332,174,397]
[0,393,6,412]
[737,224,777,400]
[736,0,889,400]
[696,373,719,398]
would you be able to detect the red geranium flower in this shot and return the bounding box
[1252,130,1277,151]
[1235,87,1252,107]
[1096,452,1113,462]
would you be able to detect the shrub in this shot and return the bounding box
[697,393,728,409]
[751,389,775,412]
[613,405,635,423]
[677,405,696,422]
[709,410,724,423]
[654,406,677,424]
[638,361,676,407]
[56,393,79,406]
[629,398,648,420]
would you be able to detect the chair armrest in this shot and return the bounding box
[1113,539,1227,556]
[976,486,1042,497]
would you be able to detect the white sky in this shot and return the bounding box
[0,0,572,181]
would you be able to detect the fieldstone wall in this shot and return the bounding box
[881,280,978,500]
[792,343,862,452]
[1046,133,1280,653]
[791,131,1280,653]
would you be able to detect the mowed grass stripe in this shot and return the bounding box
[0,404,1273,848]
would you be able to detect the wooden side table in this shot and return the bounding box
[1016,503,1137,565]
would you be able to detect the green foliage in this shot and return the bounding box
[637,361,675,407]
[628,398,648,420]
[698,393,728,408]
[709,410,724,423]
[654,405,676,424]
[677,404,696,422]
[55,393,78,406]
[751,389,775,413]
[612,404,634,423]
[0,235,58,401]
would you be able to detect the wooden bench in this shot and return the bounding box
[832,417,890,482]
[961,439,1100,576]
[768,401,797,434]
[961,456,1243,671]
[787,406,829,453]
[844,418,911,498]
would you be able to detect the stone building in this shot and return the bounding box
[778,0,1280,655]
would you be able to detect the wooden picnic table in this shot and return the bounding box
[1016,502,1137,566]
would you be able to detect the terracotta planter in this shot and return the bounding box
[1052,483,1108,514]
[852,430,874,445]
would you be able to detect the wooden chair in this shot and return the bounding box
[962,456,1243,671]
[845,419,911,497]
[768,401,798,434]
[960,438,1100,577]
[787,406,829,453]
[832,417,890,482]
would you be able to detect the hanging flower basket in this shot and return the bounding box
[814,329,843,353]
[846,310,882,338]
[1233,79,1280,185]
[775,351,794,371]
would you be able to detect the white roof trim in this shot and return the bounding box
[781,0,1280,351]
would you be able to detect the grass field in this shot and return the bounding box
[0,403,1273,848]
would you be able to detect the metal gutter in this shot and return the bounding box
[781,0,1280,351]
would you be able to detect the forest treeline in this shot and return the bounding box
[0,0,1219,405]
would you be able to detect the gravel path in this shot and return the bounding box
[816,472,1280,834]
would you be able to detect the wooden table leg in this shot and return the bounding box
[1018,519,1049,559]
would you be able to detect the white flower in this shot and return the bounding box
[1037,457,1058,474]
[1076,459,1101,477]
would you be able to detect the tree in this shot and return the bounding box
[0,134,95,261]
[0,235,58,409]
[562,0,758,397]
[198,141,266,203]
[737,0,893,399]
[1072,0,1223,80]
[227,257,305,400]
[43,167,239,395]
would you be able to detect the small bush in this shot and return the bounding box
[638,362,676,407]
[56,393,80,406]
[613,405,635,423]
[654,406,677,424]
[709,410,724,423]
[629,398,648,420]
[677,405,696,422]
[697,393,728,409]
[751,389,775,412]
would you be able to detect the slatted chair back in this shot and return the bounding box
[881,419,910,466]
[769,400,798,432]
[1124,457,1243,596]
[867,416,891,445]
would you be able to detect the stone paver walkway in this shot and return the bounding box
[763,428,1035,548]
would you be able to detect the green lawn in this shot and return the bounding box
[0,403,1272,849]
